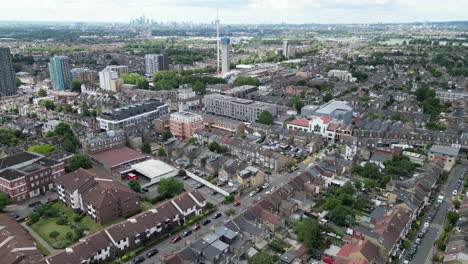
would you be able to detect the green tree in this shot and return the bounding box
[140,142,151,154]
[323,92,333,103]
[161,131,173,142]
[208,141,227,153]
[294,218,323,251]
[157,178,184,198]
[54,122,73,136]
[0,192,10,212]
[70,80,82,92]
[27,144,56,155]
[49,231,60,241]
[37,88,47,97]
[352,162,380,179]
[192,81,206,95]
[178,169,187,176]
[323,198,340,210]
[447,211,459,226]
[250,251,276,264]
[68,154,93,172]
[257,111,274,125]
[234,76,260,86]
[39,99,55,110]
[128,180,141,193]
[287,96,305,111]
[66,232,74,241]
[225,208,236,216]
[28,212,40,224]
[329,205,354,226]
[62,139,76,153]
[158,147,166,157]
[121,73,149,90]
[188,137,198,145]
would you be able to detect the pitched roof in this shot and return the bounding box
[289,119,309,128]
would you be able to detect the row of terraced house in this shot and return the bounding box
[39,190,207,264]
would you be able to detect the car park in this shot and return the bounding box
[146,249,159,257]
[182,229,192,237]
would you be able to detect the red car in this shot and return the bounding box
[170,235,182,243]
[192,223,201,231]
[233,201,241,207]
[322,256,334,264]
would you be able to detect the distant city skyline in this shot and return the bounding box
[2,0,468,24]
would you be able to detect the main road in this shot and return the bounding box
[401,161,468,264]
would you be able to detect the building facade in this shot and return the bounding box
[0,48,17,98]
[48,56,72,91]
[145,54,169,75]
[203,94,277,123]
[71,67,97,83]
[97,99,169,131]
[82,130,126,154]
[169,111,204,139]
[99,69,123,92]
[0,152,65,203]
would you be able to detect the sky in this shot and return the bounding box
[2,0,468,24]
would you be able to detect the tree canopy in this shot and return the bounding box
[121,73,149,90]
[294,218,323,251]
[70,80,82,92]
[287,96,305,111]
[68,154,93,172]
[233,76,260,87]
[250,251,276,264]
[0,192,10,212]
[157,178,184,198]
[257,111,274,125]
[37,88,47,97]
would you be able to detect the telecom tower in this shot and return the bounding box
[215,10,220,75]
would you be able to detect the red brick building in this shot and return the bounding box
[169,111,204,139]
[0,152,65,203]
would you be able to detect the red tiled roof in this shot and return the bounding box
[89,146,147,168]
[337,243,354,257]
[320,116,332,123]
[289,119,309,127]
[327,123,339,131]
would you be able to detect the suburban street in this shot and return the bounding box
[131,159,314,263]
[401,161,468,264]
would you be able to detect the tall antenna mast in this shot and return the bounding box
[216,9,220,75]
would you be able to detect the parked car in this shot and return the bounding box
[418,232,424,238]
[262,183,270,189]
[146,249,159,257]
[192,223,201,231]
[127,173,138,180]
[415,238,421,245]
[249,190,257,197]
[423,222,430,228]
[134,256,145,264]
[213,212,222,219]
[182,229,192,237]
[141,187,149,193]
[196,183,204,189]
[182,176,190,180]
[422,227,428,234]
[9,213,19,219]
[233,201,241,207]
[170,235,182,243]
[453,190,458,196]
[202,219,211,225]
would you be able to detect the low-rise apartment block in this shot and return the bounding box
[169,111,204,139]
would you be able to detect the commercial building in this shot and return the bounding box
[88,146,148,175]
[220,37,230,75]
[70,67,97,83]
[169,111,204,139]
[0,152,65,203]
[0,47,17,98]
[429,145,460,171]
[48,56,72,91]
[313,100,354,123]
[145,54,169,75]
[55,169,140,225]
[128,159,178,186]
[203,94,277,123]
[99,68,123,92]
[97,99,169,131]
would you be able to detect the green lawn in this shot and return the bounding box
[30,202,102,248]
[31,217,75,247]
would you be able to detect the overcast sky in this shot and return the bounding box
[3,0,467,24]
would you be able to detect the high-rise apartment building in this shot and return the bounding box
[220,37,230,75]
[145,54,169,75]
[71,67,97,83]
[48,56,72,91]
[99,69,122,91]
[0,48,17,98]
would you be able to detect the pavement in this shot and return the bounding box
[21,222,58,254]
[401,161,468,264]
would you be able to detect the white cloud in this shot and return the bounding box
[1,0,467,23]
